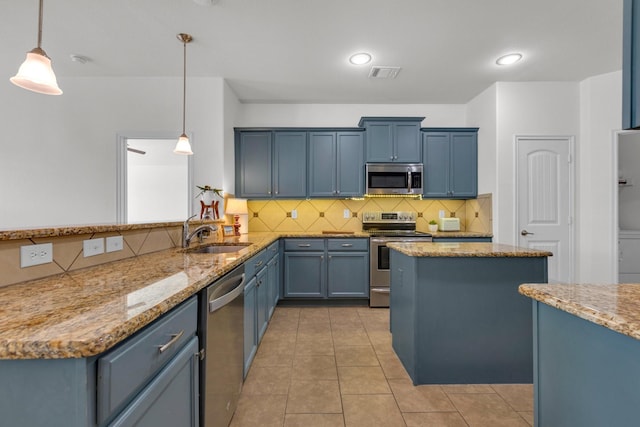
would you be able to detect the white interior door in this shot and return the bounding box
[516,136,574,283]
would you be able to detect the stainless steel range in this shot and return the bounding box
[363,211,432,307]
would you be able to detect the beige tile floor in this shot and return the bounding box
[231,306,533,427]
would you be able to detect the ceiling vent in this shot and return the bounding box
[368,66,401,79]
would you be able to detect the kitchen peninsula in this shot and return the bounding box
[388,242,550,385]
[519,283,640,427]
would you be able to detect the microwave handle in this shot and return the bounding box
[407,168,412,193]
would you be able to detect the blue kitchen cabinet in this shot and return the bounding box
[624,0,640,129]
[273,131,307,197]
[284,251,325,298]
[359,117,424,163]
[266,247,280,319]
[256,267,269,342]
[327,238,369,298]
[236,132,272,198]
[309,131,364,197]
[283,238,369,299]
[234,130,307,198]
[243,275,258,377]
[422,128,478,199]
[0,297,199,427]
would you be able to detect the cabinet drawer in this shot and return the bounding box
[97,297,197,425]
[245,250,267,279]
[327,239,368,251]
[284,239,325,251]
[267,241,279,258]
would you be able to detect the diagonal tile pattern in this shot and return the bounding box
[231,306,533,427]
[247,195,494,234]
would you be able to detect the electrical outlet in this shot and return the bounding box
[291,209,298,219]
[20,243,53,268]
[106,236,124,253]
[343,209,350,219]
[83,238,105,257]
[439,210,445,218]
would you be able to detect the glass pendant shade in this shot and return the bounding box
[11,49,62,96]
[174,133,193,155]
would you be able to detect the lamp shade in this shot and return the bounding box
[10,49,62,95]
[173,134,193,155]
[225,198,248,215]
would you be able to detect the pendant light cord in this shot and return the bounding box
[37,0,43,49]
[182,38,187,135]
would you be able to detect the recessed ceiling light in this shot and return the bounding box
[349,53,372,65]
[496,53,523,66]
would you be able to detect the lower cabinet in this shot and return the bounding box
[0,297,199,427]
[283,238,369,299]
[109,337,199,427]
[243,242,281,377]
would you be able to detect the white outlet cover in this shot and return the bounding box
[83,238,105,257]
[344,209,350,219]
[106,236,124,253]
[291,209,298,219]
[20,243,53,268]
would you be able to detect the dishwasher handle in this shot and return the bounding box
[209,273,245,313]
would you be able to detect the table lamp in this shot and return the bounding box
[225,198,248,236]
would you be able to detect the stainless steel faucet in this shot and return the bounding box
[182,214,218,248]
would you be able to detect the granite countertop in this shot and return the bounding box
[519,283,640,341]
[428,231,493,238]
[0,231,371,360]
[387,242,552,258]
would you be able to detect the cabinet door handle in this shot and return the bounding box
[298,244,311,247]
[341,243,353,247]
[157,330,184,354]
[255,261,264,268]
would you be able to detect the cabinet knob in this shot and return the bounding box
[336,190,340,194]
[268,191,272,195]
[390,156,394,160]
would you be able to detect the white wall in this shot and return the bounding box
[223,82,241,201]
[0,76,225,228]
[237,104,466,127]
[579,70,622,283]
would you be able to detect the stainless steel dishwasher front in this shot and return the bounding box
[199,265,245,427]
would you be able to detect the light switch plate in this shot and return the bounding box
[20,243,53,268]
[83,238,105,257]
[106,236,124,253]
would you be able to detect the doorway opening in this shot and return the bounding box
[116,134,192,223]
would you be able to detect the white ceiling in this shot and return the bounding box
[0,0,623,104]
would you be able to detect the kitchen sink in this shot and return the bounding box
[186,243,252,254]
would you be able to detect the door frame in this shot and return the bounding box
[116,132,193,223]
[514,135,576,283]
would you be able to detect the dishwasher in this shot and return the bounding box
[199,265,245,427]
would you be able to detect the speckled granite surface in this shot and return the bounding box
[386,242,552,257]
[519,283,640,341]
[0,231,373,360]
[429,231,493,238]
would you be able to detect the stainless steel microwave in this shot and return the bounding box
[365,163,423,195]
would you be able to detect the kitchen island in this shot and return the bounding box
[519,283,640,427]
[388,242,550,385]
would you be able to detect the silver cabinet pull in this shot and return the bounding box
[157,330,184,353]
[255,261,264,268]
[521,230,535,236]
[298,244,311,247]
[341,243,353,247]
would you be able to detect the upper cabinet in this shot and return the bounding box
[309,131,365,197]
[235,130,307,198]
[358,117,424,163]
[422,128,478,199]
[624,0,640,129]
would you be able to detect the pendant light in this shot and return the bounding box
[174,33,194,155]
[10,0,62,95]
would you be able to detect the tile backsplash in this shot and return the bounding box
[248,194,493,233]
